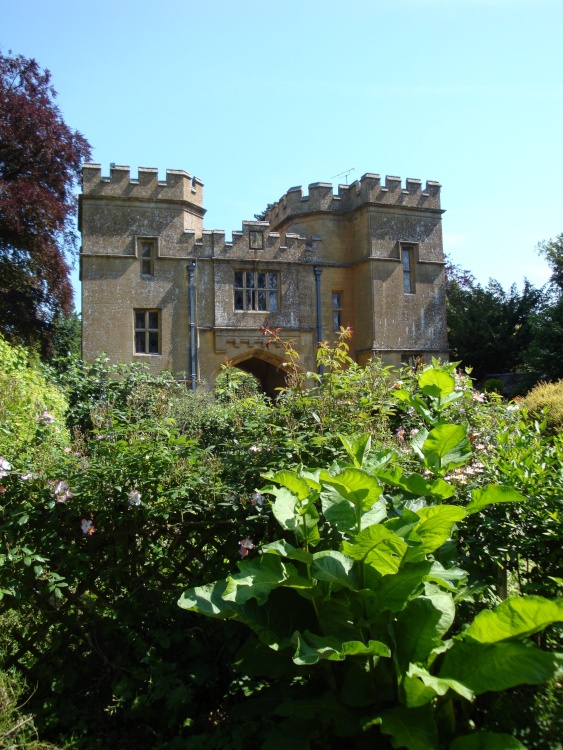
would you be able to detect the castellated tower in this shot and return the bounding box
[80,165,448,393]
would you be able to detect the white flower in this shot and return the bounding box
[128,490,142,506]
[251,492,264,506]
[38,411,55,425]
[54,481,73,503]
[0,457,11,477]
[81,519,95,535]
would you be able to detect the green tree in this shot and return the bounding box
[445,258,542,381]
[523,234,563,383]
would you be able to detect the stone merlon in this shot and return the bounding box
[266,173,442,228]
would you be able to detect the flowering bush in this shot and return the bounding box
[1,334,563,748]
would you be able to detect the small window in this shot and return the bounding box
[401,244,415,294]
[249,231,264,250]
[234,271,279,311]
[332,292,342,332]
[134,309,161,354]
[139,239,156,277]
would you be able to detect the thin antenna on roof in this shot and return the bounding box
[331,167,355,184]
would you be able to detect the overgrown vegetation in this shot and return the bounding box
[1,331,562,749]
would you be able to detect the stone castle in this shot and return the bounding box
[79,164,448,394]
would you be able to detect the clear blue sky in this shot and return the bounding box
[3,0,562,310]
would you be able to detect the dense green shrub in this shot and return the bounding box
[179,424,562,748]
[214,362,261,402]
[522,379,563,434]
[0,334,68,464]
[483,378,504,395]
[2,333,563,748]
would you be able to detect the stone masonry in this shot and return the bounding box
[79,165,448,394]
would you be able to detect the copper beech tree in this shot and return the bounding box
[0,50,91,354]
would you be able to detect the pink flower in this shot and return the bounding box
[0,486,6,494]
[81,519,96,535]
[396,427,406,442]
[238,538,255,557]
[38,411,55,425]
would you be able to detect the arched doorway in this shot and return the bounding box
[224,349,288,399]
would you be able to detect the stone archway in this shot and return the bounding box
[224,349,288,399]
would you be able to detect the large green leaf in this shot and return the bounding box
[395,588,455,671]
[377,466,455,501]
[268,485,300,532]
[425,561,468,591]
[222,555,301,604]
[422,424,471,473]
[373,705,439,750]
[465,484,527,514]
[292,630,390,665]
[439,640,563,694]
[312,550,360,589]
[395,390,436,424]
[321,488,387,534]
[268,485,320,544]
[342,525,407,575]
[449,732,527,749]
[404,664,474,707]
[270,470,311,500]
[178,579,232,617]
[260,539,314,565]
[339,433,371,468]
[404,505,466,563]
[320,468,382,511]
[418,368,455,399]
[373,562,434,613]
[466,596,563,643]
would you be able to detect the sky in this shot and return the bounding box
[3,0,562,310]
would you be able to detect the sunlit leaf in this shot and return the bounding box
[342,525,407,575]
[440,640,563,694]
[466,596,563,643]
[465,484,526,515]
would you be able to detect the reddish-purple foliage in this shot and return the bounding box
[0,50,91,351]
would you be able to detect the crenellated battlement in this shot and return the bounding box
[266,173,441,227]
[81,163,204,207]
[194,219,320,260]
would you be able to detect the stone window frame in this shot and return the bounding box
[332,291,343,332]
[134,309,161,355]
[400,243,417,294]
[233,270,280,312]
[137,237,159,277]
